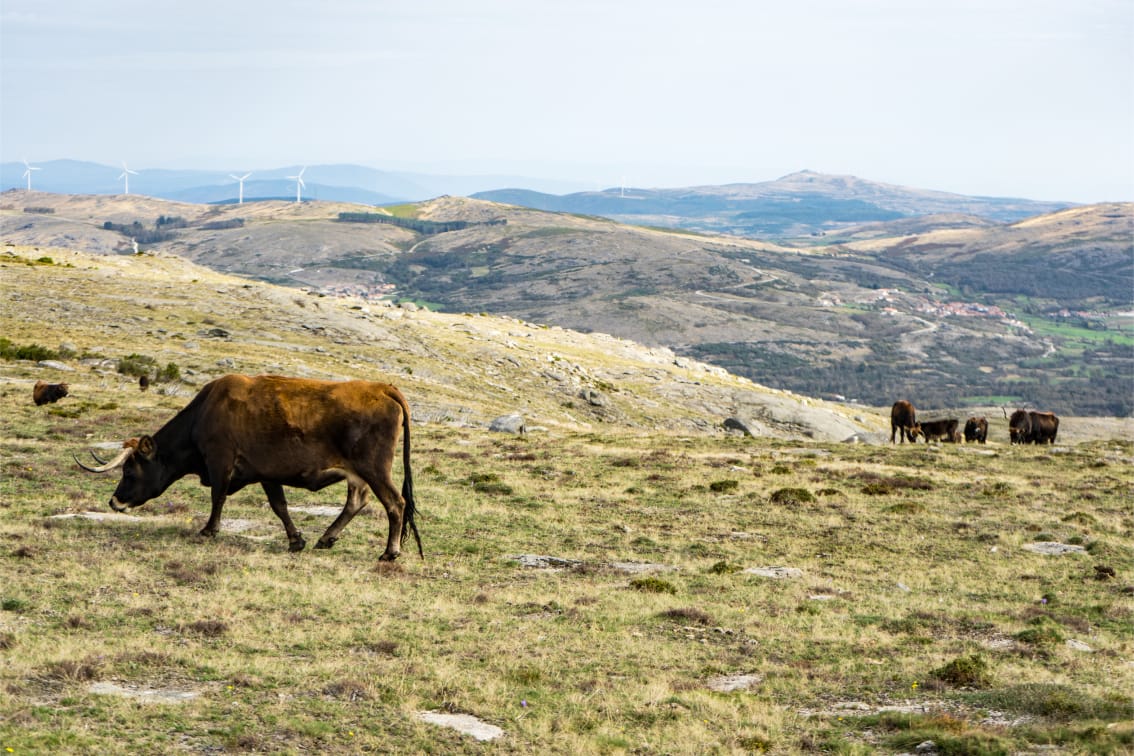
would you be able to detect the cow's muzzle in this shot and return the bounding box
[109,497,129,513]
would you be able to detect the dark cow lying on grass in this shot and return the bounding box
[1008,409,1059,445]
[77,374,422,561]
[890,400,921,443]
[33,381,69,405]
[964,416,988,444]
[919,418,959,443]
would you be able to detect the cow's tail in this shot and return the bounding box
[397,390,424,559]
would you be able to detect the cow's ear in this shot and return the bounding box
[137,435,156,459]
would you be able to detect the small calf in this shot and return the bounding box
[33,381,69,405]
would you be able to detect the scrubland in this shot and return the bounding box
[1,246,1131,754]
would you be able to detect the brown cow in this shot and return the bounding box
[33,381,69,405]
[1028,411,1059,444]
[963,416,988,444]
[919,418,959,443]
[76,374,422,561]
[1008,409,1059,444]
[890,400,922,443]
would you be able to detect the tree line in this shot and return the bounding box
[336,212,506,235]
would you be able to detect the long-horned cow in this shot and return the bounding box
[890,400,921,443]
[77,374,422,561]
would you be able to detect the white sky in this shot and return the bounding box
[2,0,1132,202]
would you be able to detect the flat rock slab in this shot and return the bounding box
[219,519,259,533]
[1023,542,1087,555]
[416,711,504,741]
[509,554,582,569]
[706,673,762,692]
[744,566,803,579]
[50,511,146,523]
[608,561,675,574]
[89,681,200,704]
[291,505,343,517]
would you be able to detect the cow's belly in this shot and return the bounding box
[228,461,350,493]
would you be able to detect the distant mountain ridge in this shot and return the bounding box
[472,170,1074,238]
[2,161,1076,240]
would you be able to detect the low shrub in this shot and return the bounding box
[931,654,993,688]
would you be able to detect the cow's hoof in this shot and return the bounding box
[378,551,399,562]
[197,528,217,539]
[315,536,337,550]
[288,536,306,553]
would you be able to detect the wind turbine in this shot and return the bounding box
[118,162,139,195]
[229,172,251,204]
[286,167,306,203]
[22,159,41,191]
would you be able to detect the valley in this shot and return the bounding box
[2,185,1131,417]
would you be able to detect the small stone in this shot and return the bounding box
[706,673,762,692]
[489,414,526,434]
[416,711,502,741]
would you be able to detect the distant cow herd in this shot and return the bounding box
[891,400,1058,445]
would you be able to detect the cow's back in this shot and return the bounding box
[192,375,407,470]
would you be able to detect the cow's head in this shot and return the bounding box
[908,423,922,441]
[76,436,172,511]
[1007,410,1030,444]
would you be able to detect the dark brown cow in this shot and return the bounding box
[890,400,921,443]
[33,381,69,405]
[1008,409,1059,444]
[77,374,422,561]
[964,416,988,444]
[919,418,959,443]
[1028,411,1059,444]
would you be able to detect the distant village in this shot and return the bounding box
[304,281,397,302]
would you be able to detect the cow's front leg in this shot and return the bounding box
[262,481,306,552]
[200,484,228,539]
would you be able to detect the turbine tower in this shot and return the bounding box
[118,162,139,195]
[230,172,251,204]
[286,167,306,203]
[22,159,42,191]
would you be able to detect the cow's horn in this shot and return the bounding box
[75,446,133,473]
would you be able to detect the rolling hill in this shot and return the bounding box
[0,242,878,442]
[2,189,1130,416]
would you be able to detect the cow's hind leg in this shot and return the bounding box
[315,481,369,550]
[355,473,405,562]
[262,482,306,552]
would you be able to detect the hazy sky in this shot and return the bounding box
[2,0,1132,202]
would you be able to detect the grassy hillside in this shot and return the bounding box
[1,247,1131,754]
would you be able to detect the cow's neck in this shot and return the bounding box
[152,405,206,477]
